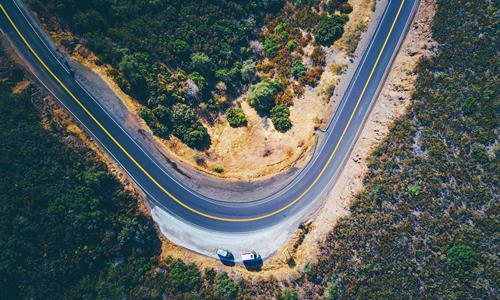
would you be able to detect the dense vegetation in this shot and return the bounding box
[299,0,499,297]
[226,107,247,128]
[28,0,352,145]
[4,0,497,298]
[0,52,159,298]
[0,51,242,299]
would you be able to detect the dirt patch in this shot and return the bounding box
[11,79,30,94]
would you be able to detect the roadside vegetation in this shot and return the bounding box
[0,51,161,298]
[28,0,353,148]
[2,0,496,298]
[299,0,499,297]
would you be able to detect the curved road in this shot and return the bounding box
[0,0,418,232]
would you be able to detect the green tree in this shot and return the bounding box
[447,244,477,270]
[166,259,202,293]
[226,107,247,127]
[280,288,298,300]
[191,52,212,73]
[407,185,422,197]
[241,59,257,82]
[314,15,348,46]
[264,35,280,58]
[271,104,292,132]
[247,79,282,114]
[172,104,210,149]
[170,39,190,58]
[215,272,238,299]
[291,60,307,79]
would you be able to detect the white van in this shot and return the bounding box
[241,251,259,262]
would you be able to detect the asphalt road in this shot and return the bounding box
[0,0,418,232]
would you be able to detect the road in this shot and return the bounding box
[0,0,418,233]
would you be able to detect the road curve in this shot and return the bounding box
[0,0,418,232]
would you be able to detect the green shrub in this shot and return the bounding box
[407,185,422,197]
[226,107,247,127]
[279,288,298,300]
[314,15,348,46]
[271,104,292,132]
[165,259,202,292]
[447,244,477,270]
[264,35,280,58]
[215,272,238,299]
[212,165,224,173]
[247,79,282,115]
[190,52,212,73]
[172,104,210,149]
[291,60,307,79]
[241,59,257,82]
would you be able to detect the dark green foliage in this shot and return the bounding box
[271,104,292,132]
[241,59,257,82]
[226,107,247,127]
[264,35,280,58]
[171,104,210,149]
[279,288,298,300]
[28,0,286,148]
[0,59,160,299]
[291,59,307,79]
[214,272,239,299]
[191,52,212,74]
[407,184,422,197]
[447,244,477,270]
[247,78,282,114]
[314,15,348,46]
[165,259,201,292]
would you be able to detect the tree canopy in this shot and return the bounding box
[247,78,282,115]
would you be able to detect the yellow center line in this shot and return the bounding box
[0,0,405,222]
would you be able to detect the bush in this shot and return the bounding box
[264,36,280,58]
[191,52,212,73]
[279,288,298,300]
[226,107,247,127]
[215,272,238,299]
[172,104,210,149]
[193,151,205,165]
[300,67,323,87]
[291,60,307,79]
[212,165,224,173]
[447,244,477,270]
[314,15,348,46]
[165,259,202,293]
[271,104,292,132]
[407,184,422,197]
[241,59,257,82]
[247,79,282,114]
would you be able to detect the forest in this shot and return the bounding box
[27,0,352,148]
[299,0,499,297]
[0,49,246,299]
[1,0,498,299]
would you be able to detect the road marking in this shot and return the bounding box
[0,0,406,222]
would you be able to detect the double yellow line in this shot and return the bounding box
[0,0,405,222]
